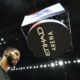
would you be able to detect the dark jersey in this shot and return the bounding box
[0,66,11,80]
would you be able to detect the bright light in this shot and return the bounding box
[22,67,25,70]
[40,64,43,68]
[55,61,58,66]
[68,61,71,64]
[16,68,18,70]
[48,64,50,67]
[1,38,4,41]
[26,67,29,69]
[3,41,6,44]
[73,60,76,63]
[55,63,58,66]
[35,66,38,69]
[9,59,80,71]
[13,66,16,69]
[43,64,47,68]
[50,63,55,67]
[20,67,23,70]
[33,66,36,69]
[29,66,32,69]
[64,61,67,64]
[19,68,21,70]
[10,68,15,71]
[58,61,64,66]
[77,59,80,63]
[21,3,65,26]
[0,43,2,45]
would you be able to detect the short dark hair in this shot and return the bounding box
[3,47,20,58]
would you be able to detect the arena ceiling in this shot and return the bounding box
[0,0,80,80]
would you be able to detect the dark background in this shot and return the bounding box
[0,0,80,80]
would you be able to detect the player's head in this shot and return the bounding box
[2,47,20,67]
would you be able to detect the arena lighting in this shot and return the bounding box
[55,61,58,66]
[12,66,16,69]
[58,60,64,66]
[33,66,36,69]
[35,66,39,68]
[29,66,32,69]
[1,38,4,41]
[48,64,50,67]
[0,43,2,45]
[15,68,18,71]
[50,62,55,67]
[64,61,68,64]
[77,59,80,63]
[9,59,80,71]
[73,60,77,63]
[21,3,65,27]
[0,37,6,45]
[3,41,6,44]
[18,67,21,70]
[21,67,25,70]
[0,42,6,45]
[40,64,43,68]
[10,68,15,71]
[55,63,58,66]
[67,61,71,64]
[43,64,47,68]
[26,67,29,69]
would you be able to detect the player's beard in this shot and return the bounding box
[7,56,14,67]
